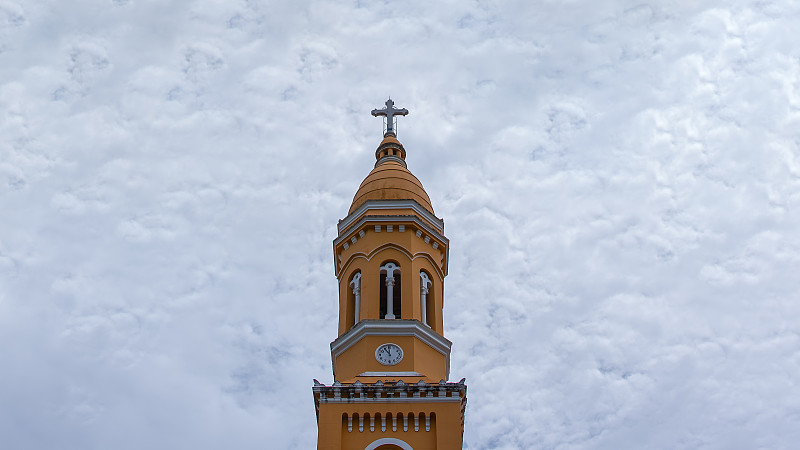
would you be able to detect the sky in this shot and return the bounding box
[2,0,800,448]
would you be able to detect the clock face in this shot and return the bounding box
[375,343,404,366]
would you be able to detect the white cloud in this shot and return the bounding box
[2,0,800,448]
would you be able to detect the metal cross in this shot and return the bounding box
[371,98,408,134]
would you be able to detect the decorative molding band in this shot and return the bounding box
[338,200,444,234]
[358,371,423,377]
[374,155,407,168]
[313,379,467,408]
[319,396,462,405]
[335,215,447,249]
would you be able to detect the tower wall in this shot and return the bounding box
[315,382,466,450]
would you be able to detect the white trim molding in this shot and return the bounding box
[365,438,413,450]
[312,379,468,416]
[358,371,422,377]
[321,396,461,405]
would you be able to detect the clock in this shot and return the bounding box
[375,343,404,366]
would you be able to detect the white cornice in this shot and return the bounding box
[317,396,462,404]
[333,215,448,250]
[339,200,444,235]
[330,320,452,379]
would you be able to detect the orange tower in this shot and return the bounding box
[313,100,467,450]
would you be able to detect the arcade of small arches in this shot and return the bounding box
[342,411,436,434]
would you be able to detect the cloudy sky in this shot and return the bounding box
[2,0,800,448]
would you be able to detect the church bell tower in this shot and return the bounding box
[313,100,467,450]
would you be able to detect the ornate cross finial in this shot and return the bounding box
[371,98,408,136]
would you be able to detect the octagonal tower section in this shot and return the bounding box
[331,132,451,385]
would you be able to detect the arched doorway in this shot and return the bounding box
[365,437,413,450]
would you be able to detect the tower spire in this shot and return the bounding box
[371,98,408,136]
[313,101,466,450]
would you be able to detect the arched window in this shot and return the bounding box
[373,444,406,450]
[378,412,386,432]
[420,271,432,327]
[356,412,364,432]
[380,262,401,319]
[343,412,352,433]
[348,272,362,328]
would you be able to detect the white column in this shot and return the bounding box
[420,272,431,327]
[385,276,395,319]
[381,263,399,319]
[350,272,361,324]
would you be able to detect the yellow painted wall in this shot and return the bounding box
[334,334,448,383]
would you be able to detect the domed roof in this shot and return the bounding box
[349,134,434,214]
